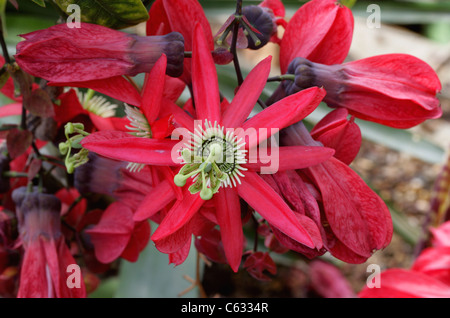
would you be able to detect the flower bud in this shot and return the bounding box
[282,54,442,128]
[15,23,185,82]
[12,187,62,245]
[241,5,277,50]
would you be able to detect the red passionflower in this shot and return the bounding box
[12,187,86,298]
[277,0,442,128]
[359,221,450,298]
[80,24,334,271]
[14,22,184,83]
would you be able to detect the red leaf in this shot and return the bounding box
[6,128,32,159]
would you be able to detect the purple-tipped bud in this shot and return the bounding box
[12,187,62,245]
[282,54,442,129]
[15,23,185,83]
[242,5,277,50]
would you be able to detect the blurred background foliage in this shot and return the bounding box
[1,0,449,297]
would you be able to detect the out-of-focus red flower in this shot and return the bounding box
[12,187,86,298]
[308,260,355,298]
[243,251,277,281]
[15,23,184,83]
[80,24,334,272]
[359,221,450,298]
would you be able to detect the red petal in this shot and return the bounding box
[308,157,393,259]
[240,87,325,149]
[151,192,204,253]
[237,171,316,248]
[192,23,221,123]
[16,24,133,83]
[133,180,177,222]
[81,130,180,166]
[17,241,48,298]
[85,202,134,263]
[88,113,129,132]
[49,76,142,107]
[243,251,277,281]
[55,89,88,124]
[280,0,353,73]
[359,269,450,298]
[310,108,361,165]
[147,0,213,85]
[120,221,151,263]
[260,0,285,17]
[309,260,355,298]
[431,221,450,248]
[221,56,272,128]
[0,103,23,117]
[56,238,86,297]
[344,54,441,101]
[214,188,243,272]
[411,247,450,286]
[246,145,334,173]
[159,98,195,130]
[140,54,167,124]
[169,237,192,266]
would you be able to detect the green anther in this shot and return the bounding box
[181,148,193,163]
[59,141,70,155]
[200,187,213,201]
[242,21,261,47]
[178,162,201,176]
[174,174,187,187]
[188,176,203,194]
[60,122,90,174]
[175,120,247,200]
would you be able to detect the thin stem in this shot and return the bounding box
[230,0,244,86]
[267,74,296,82]
[0,17,11,65]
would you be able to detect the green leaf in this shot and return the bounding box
[53,0,149,29]
[31,0,46,7]
[340,0,357,9]
[114,223,200,298]
[0,67,10,90]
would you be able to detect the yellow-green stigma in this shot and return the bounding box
[174,120,247,200]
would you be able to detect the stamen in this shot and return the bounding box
[75,88,118,118]
[124,104,152,173]
[174,119,247,200]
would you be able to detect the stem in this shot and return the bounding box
[20,105,27,130]
[267,74,296,82]
[0,17,11,65]
[2,171,29,178]
[230,0,244,86]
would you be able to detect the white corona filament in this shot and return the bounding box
[181,120,247,189]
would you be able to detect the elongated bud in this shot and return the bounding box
[15,23,185,82]
[282,55,442,129]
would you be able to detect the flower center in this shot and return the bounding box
[174,120,247,200]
